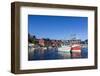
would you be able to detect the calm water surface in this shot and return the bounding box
[28,47,88,60]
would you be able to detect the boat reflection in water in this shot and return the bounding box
[28,44,88,60]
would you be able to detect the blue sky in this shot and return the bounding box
[28,15,88,40]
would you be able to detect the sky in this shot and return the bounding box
[28,15,88,41]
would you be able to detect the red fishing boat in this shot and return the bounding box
[71,44,81,58]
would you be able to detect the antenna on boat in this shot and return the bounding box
[71,34,76,40]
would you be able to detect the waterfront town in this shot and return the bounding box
[28,33,88,60]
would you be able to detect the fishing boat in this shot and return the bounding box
[71,44,81,58]
[28,43,35,52]
[58,45,71,58]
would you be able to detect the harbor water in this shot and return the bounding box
[28,47,88,60]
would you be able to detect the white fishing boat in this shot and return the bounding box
[58,45,71,52]
[58,45,71,58]
[28,43,35,52]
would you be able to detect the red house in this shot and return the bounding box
[39,39,45,46]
